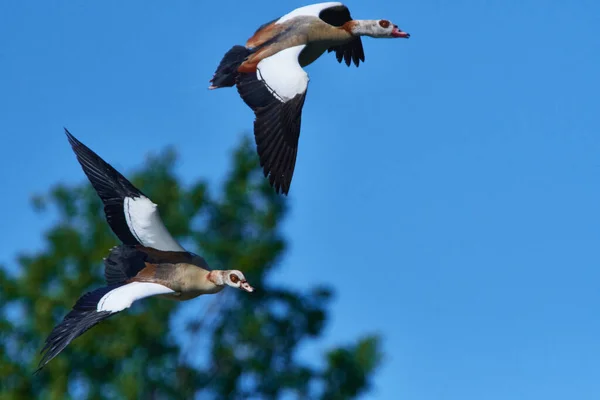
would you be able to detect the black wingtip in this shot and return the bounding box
[237,73,302,196]
[62,127,145,246]
[64,127,73,141]
[37,310,113,371]
[64,127,84,153]
[37,286,120,370]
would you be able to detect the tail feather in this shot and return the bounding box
[209,45,252,89]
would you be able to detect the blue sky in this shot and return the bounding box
[1,1,599,399]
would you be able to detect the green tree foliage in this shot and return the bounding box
[0,137,381,399]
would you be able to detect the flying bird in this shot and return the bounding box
[37,129,254,371]
[210,2,410,195]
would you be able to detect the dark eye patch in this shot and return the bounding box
[379,20,390,28]
[229,274,240,283]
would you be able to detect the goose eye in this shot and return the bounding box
[379,20,390,28]
[229,274,240,283]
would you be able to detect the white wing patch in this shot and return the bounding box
[123,196,185,252]
[276,2,343,24]
[97,282,175,313]
[256,45,309,102]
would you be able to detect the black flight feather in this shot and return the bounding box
[319,5,365,67]
[36,284,124,372]
[64,128,144,246]
[236,72,306,195]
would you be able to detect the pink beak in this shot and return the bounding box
[392,26,410,38]
[240,280,254,293]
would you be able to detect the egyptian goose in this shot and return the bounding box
[209,2,410,194]
[36,129,254,371]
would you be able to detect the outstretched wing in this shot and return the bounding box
[65,129,185,252]
[236,45,308,195]
[37,281,175,371]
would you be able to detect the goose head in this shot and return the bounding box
[349,19,410,39]
[211,270,254,292]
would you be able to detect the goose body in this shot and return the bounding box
[37,130,253,371]
[210,2,410,194]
